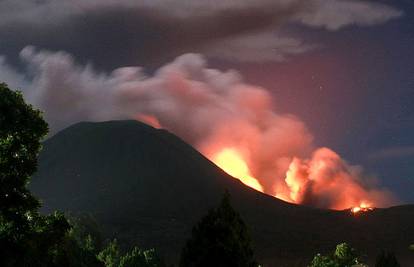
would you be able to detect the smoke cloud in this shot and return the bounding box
[283,148,395,209]
[0,47,397,209]
[0,0,402,69]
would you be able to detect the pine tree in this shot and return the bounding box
[179,191,258,267]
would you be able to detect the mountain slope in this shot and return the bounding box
[31,121,414,266]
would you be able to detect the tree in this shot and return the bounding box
[119,247,164,267]
[67,213,104,254]
[98,239,121,267]
[98,239,165,267]
[309,253,337,267]
[375,251,400,267]
[0,83,73,266]
[56,214,105,267]
[179,191,258,267]
[309,243,367,267]
[0,83,47,241]
[0,84,47,221]
[0,83,105,267]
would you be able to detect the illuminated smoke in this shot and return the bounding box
[279,148,395,209]
[1,47,397,209]
[136,114,162,129]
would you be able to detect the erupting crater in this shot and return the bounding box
[351,203,375,214]
[208,146,386,211]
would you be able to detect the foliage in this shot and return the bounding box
[98,239,165,267]
[98,239,122,267]
[119,247,164,267]
[0,83,72,266]
[0,83,47,236]
[0,83,104,267]
[56,214,105,267]
[309,243,367,267]
[375,251,400,267]
[179,191,258,267]
[309,253,337,267]
[67,213,104,253]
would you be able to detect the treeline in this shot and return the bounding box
[62,192,258,267]
[0,82,412,267]
[309,243,402,267]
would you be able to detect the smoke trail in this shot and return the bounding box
[1,47,397,209]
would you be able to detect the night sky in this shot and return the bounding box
[0,0,413,203]
[226,1,414,203]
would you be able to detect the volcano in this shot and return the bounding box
[31,120,414,266]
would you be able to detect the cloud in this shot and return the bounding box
[0,47,397,209]
[18,47,119,131]
[294,0,403,31]
[367,146,414,161]
[205,32,316,62]
[0,0,402,68]
[0,0,307,68]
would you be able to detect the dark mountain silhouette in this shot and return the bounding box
[31,120,414,266]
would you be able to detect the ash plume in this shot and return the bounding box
[0,47,397,209]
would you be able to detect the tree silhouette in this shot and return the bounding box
[0,83,101,266]
[375,250,400,267]
[0,83,71,266]
[0,83,48,235]
[179,191,258,267]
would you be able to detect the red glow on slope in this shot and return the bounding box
[136,114,161,129]
[213,148,264,193]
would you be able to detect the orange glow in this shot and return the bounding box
[136,114,161,129]
[351,203,374,214]
[213,148,264,192]
[284,159,308,202]
[351,207,361,213]
[274,193,291,203]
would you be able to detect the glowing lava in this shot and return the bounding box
[351,203,374,214]
[213,148,264,192]
[136,114,161,129]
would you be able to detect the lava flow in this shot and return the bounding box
[351,203,374,214]
[213,148,264,192]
